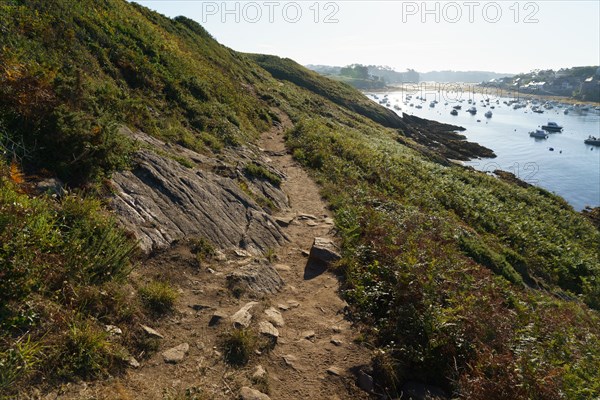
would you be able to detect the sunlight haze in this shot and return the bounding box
[135,1,600,74]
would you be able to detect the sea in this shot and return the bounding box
[366,87,600,211]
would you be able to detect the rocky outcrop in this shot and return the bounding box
[111,129,289,254]
[399,114,495,161]
[226,263,285,295]
[309,237,341,264]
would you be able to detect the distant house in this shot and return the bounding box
[522,81,546,91]
[561,81,573,90]
[553,77,578,92]
[580,75,600,102]
[556,70,568,78]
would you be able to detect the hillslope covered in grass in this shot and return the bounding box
[0,1,599,398]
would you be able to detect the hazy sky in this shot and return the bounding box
[135,1,600,74]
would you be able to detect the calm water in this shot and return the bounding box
[367,90,600,210]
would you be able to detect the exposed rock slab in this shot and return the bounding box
[302,330,316,340]
[274,216,295,227]
[209,310,228,327]
[111,131,289,254]
[226,263,284,294]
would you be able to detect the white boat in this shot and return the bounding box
[530,129,549,139]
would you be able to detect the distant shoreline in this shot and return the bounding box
[365,83,600,106]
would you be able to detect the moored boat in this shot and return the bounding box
[542,122,563,132]
[530,129,549,139]
[584,136,600,146]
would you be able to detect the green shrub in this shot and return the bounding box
[0,336,42,392]
[59,320,115,379]
[60,195,137,285]
[219,329,257,366]
[139,281,178,314]
[190,237,216,262]
[264,248,277,263]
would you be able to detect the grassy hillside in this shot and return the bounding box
[249,55,600,398]
[0,0,275,185]
[248,54,405,130]
[0,0,276,394]
[0,1,599,398]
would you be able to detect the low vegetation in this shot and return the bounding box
[0,0,274,186]
[0,0,598,398]
[139,280,178,314]
[274,78,600,397]
[219,329,257,367]
[0,168,138,392]
[244,163,282,187]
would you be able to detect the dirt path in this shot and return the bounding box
[252,113,373,399]
[50,115,373,400]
